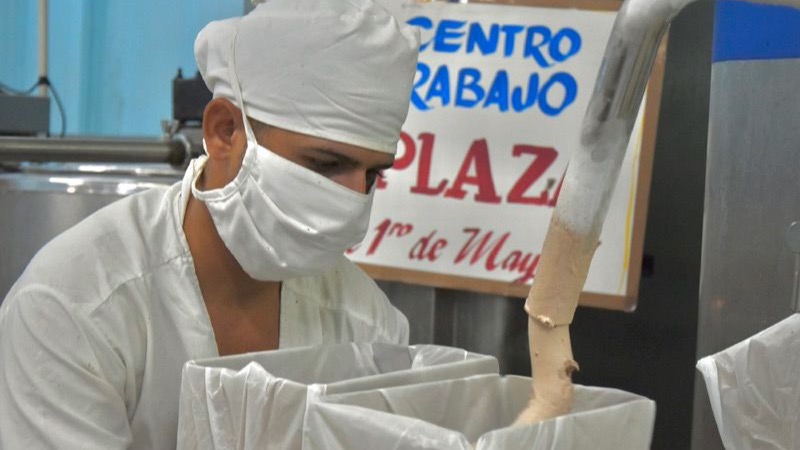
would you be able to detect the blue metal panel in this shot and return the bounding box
[714,0,800,62]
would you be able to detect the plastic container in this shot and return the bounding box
[697,313,800,450]
[177,343,499,449]
[304,373,656,450]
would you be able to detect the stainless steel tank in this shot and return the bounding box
[0,163,181,302]
[691,1,800,448]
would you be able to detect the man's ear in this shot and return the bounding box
[202,98,247,161]
[200,98,248,188]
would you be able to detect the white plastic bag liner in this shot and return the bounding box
[696,313,800,450]
[177,343,498,450]
[304,374,656,450]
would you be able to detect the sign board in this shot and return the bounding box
[347,0,664,311]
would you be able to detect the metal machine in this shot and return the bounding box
[691,1,800,447]
[0,94,50,136]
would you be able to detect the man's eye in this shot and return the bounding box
[310,159,343,174]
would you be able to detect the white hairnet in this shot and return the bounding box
[194,0,420,155]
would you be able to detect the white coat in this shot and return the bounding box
[0,172,408,449]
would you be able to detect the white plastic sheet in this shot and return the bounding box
[177,343,498,450]
[697,313,800,450]
[304,374,656,450]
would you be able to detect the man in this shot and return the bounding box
[0,0,420,448]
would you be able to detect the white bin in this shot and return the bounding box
[304,373,656,450]
[697,313,800,450]
[177,343,498,449]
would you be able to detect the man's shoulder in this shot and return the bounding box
[283,257,409,344]
[296,256,385,302]
[7,184,182,311]
[284,257,395,319]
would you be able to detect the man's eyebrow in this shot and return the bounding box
[307,147,357,164]
[308,147,394,170]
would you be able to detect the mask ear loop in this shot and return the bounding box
[228,24,258,146]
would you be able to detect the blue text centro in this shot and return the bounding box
[408,16,583,116]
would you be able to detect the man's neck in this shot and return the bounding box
[182,194,281,355]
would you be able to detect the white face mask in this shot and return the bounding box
[189,27,375,281]
[190,145,374,281]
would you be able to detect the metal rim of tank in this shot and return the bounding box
[0,162,182,196]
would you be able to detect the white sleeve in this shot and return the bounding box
[0,288,132,450]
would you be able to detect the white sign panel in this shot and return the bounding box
[348,2,646,298]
